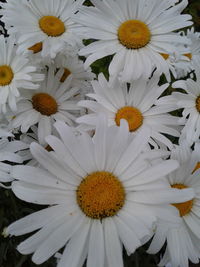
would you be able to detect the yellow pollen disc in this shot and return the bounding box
[28,42,43,54]
[77,171,125,219]
[196,96,200,112]
[192,162,200,173]
[171,183,193,217]
[118,20,151,49]
[160,53,169,60]
[60,68,71,83]
[184,53,192,60]
[0,65,14,86]
[39,16,65,37]
[32,93,58,116]
[115,106,143,132]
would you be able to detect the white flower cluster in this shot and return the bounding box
[0,0,200,267]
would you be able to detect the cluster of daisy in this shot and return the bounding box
[0,0,200,266]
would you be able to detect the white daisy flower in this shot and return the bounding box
[156,27,200,80]
[0,0,84,58]
[0,35,44,112]
[171,52,193,79]
[9,65,83,145]
[6,116,193,266]
[54,52,95,96]
[74,0,192,82]
[25,43,81,68]
[181,28,200,67]
[0,137,28,186]
[148,143,200,267]
[158,47,192,80]
[77,73,181,149]
[171,77,200,144]
[157,52,178,79]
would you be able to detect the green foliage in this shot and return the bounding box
[185,0,200,31]
[0,189,56,267]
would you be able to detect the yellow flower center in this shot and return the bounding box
[184,53,192,60]
[39,16,65,37]
[77,171,125,219]
[0,65,14,86]
[60,68,71,83]
[28,42,43,54]
[192,162,200,173]
[196,96,200,112]
[118,20,151,49]
[160,53,169,60]
[115,106,143,132]
[171,183,193,217]
[32,93,58,116]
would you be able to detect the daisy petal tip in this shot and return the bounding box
[17,243,27,255]
[16,244,22,253]
[30,142,44,156]
[30,141,40,150]
[146,247,154,255]
[185,187,195,200]
[84,58,94,70]
[172,187,195,205]
[11,181,19,196]
[119,118,129,131]
[0,183,12,189]
[118,118,125,125]
[32,254,43,265]
[44,135,51,146]
[53,120,67,130]
[172,80,186,89]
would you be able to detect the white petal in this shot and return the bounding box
[103,218,123,267]
[147,224,167,254]
[114,126,150,176]
[32,213,85,264]
[30,142,79,186]
[184,213,200,239]
[17,214,71,255]
[12,181,71,205]
[124,160,179,187]
[114,216,141,255]
[93,114,107,170]
[87,220,104,267]
[58,218,91,267]
[105,120,129,172]
[53,121,88,176]
[127,188,194,205]
[11,165,69,190]
[7,205,65,236]
[38,116,52,145]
